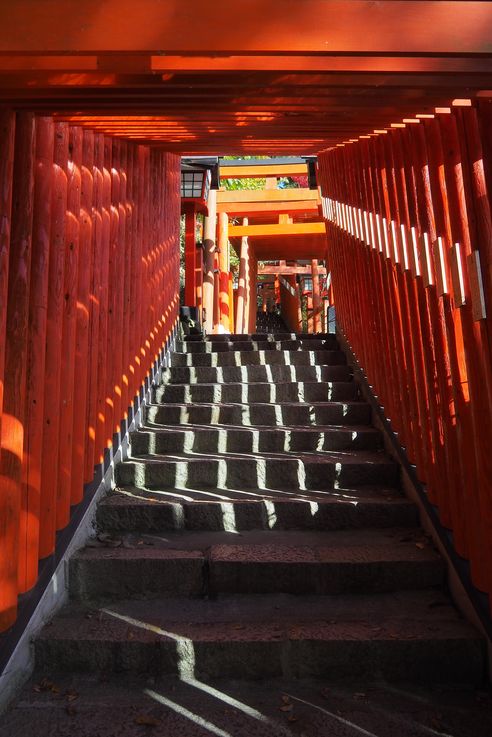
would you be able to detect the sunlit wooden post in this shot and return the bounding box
[202,189,216,333]
[236,218,249,333]
[184,202,197,306]
[218,211,230,332]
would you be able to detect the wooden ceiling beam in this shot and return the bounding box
[1,2,489,54]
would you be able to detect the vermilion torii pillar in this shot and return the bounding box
[202,189,217,333]
[183,202,197,307]
[218,211,230,333]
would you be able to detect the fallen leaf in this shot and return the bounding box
[279,704,293,712]
[65,689,79,702]
[415,542,426,550]
[288,714,298,723]
[281,695,291,704]
[134,715,162,727]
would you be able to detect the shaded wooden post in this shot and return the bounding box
[311,258,321,332]
[38,122,68,560]
[218,211,230,332]
[84,132,103,482]
[202,189,216,333]
[184,203,197,306]
[0,112,36,622]
[248,253,258,333]
[21,116,54,591]
[236,217,249,333]
[0,109,16,629]
[228,272,235,333]
[71,129,94,505]
[56,125,81,530]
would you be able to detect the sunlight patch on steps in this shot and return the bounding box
[179,406,190,425]
[256,457,267,490]
[296,460,307,491]
[213,384,222,404]
[263,499,277,529]
[180,678,286,733]
[274,404,283,426]
[334,461,343,489]
[286,694,381,737]
[220,501,239,532]
[283,429,292,452]
[103,609,197,678]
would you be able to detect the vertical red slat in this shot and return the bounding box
[95,138,112,460]
[71,129,94,505]
[0,112,36,625]
[39,122,68,559]
[56,126,81,529]
[0,110,16,630]
[84,132,103,481]
[20,116,54,591]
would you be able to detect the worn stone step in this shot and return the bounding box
[116,450,398,490]
[5,672,491,737]
[130,425,381,456]
[146,400,372,427]
[161,363,352,385]
[183,332,337,343]
[170,349,346,367]
[175,339,334,353]
[35,591,483,683]
[68,528,443,601]
[97,485,417,533]
[154,381,358,404]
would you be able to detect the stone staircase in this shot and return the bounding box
[1,332,487,737]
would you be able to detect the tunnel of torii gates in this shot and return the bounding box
[182,159,333,336]
[1,0,492,636]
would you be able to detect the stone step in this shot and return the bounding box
[146,400,372,427]
[97,485,418,532]
[154,381,358,404]
[115,450,398,490]
[170,349,346,367]
[183,332,337,342]
[175,339,334,353]
[68,529,444,602]
[130,425,381,456]
[35,591,483,682]
[161,363,352,385]
[5,672,491,737]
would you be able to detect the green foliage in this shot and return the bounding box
[221,154,270,192]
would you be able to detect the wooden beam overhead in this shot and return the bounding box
[220,164,307,179]
[0,2,489,54]
[228,222,326,237]
[218,189,319,204]
[216,200,318,216]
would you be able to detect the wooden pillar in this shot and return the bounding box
[0,112,36,622]
[236,218,249,334]
[57,126,81,530]
[202,189,216,333]
[218,211,230,333]
[248,254,258,333]
[228,272,235,333]
[21,116,54,591]
[195,243,203,323]
[38,122,68,560]
[184,203,197,306]
[0,109,16,629]
[312,258,321,333]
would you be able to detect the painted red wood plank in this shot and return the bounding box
[0,109,16,630]
[56,125,81,530]
[94,137,112,459]
[71,129,94,505]
[0,112,35,621]
[84,132,103,482]
[20,116,54,591]
[38,122,68,560]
